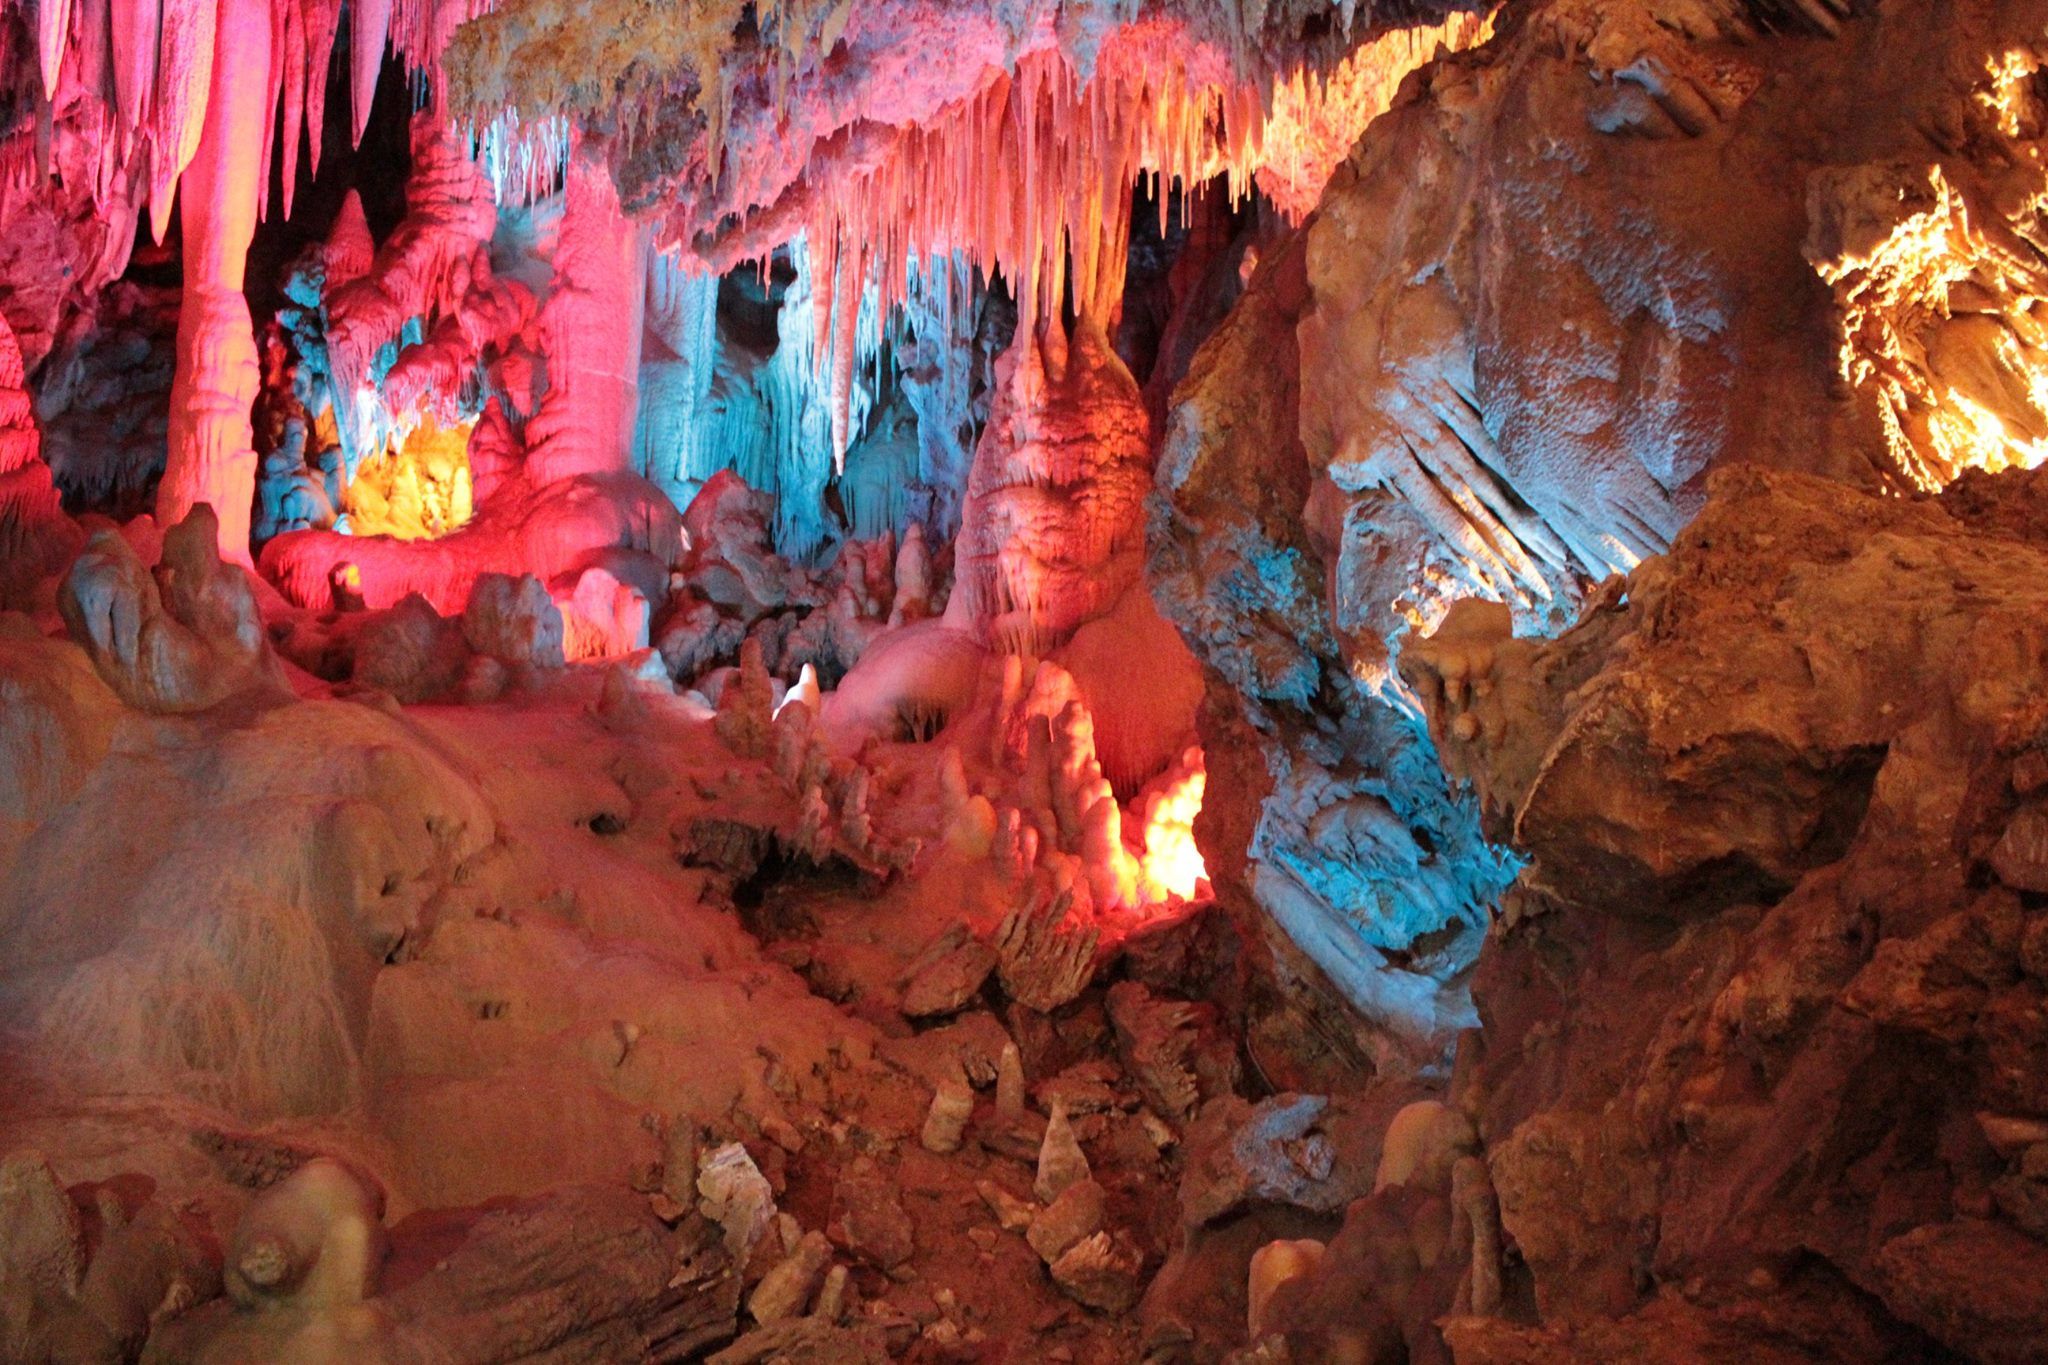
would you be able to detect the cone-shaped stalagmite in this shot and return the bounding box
[1034,1100,1090,1204]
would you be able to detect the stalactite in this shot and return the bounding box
[148,0,218,243]
[323,113,499,472]
[350,0,389,145]
[794,45,1209,447]
[1255,16,1493,220]
[828,236,860,472]
[277,0,305,217]
[108,0,158,133]
[633,247,720,503]
[303,0,339,178]
[39,0,71,100]
[422,0,1488,516]
[896,251,977,539]
[749,241,833,557]
[255,0,283,221]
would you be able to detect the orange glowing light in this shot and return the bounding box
[1808,159,2048,491]
[342,413,476,540]
[1257,13,1496,222]
[1133,747,1210,905]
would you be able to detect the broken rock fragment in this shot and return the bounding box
[748,1229,833,1324]
[1048,1230,1143,1313]
[899,925,999,1018]
[1026,1177,1106,1263]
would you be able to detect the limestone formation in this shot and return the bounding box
[1034,1101,1092,1205]
[747,1230,832,1324]
[223,1158,385,1310]
[2,0,2047,1360]
[1026,1177,1106,1264]
[59,505,287,711]
[919,1077,974,1155]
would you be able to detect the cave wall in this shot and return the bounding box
[1155,0,2048,1074]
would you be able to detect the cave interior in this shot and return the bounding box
[4,0,2048,1361]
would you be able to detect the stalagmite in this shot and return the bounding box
[920,1075,973,1155]
[995,1042,1026,1118]
[1247,1239,1326,1340]
[224,1159,386,1311]
[812,1264,850,1323]
[1373,1100,1478,1194]
[1034,1100,1090,1204]
[59,505,287,710]
[774,663,820,719]
[1451,1156,1502,1317]
[0,313,76,607]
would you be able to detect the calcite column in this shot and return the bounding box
[158,0,270,561]
[522,145,647,486]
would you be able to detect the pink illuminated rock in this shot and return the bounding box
[157,0,271,562]
[461,571,565,672]
[557,564,649,661]
[323,114,506,465]
[147,0,221,242]
[0,313,80,608]
[522,146,647,486]
[263,469,682,616]
[262,128,673,623]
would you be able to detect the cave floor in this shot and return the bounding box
[0,664,1211,1359]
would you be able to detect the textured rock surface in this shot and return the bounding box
[57,505,287,712]
[1153,0,2048,1075]
[1368,466,2048,1362]
[9,0,2048,1359]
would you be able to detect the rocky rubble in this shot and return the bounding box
[0,513,1382,1362]
[1344,464,2048,1363]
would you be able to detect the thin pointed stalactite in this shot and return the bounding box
[148,0,216,242]
[350,0,389,144]
[109,0,159,133]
